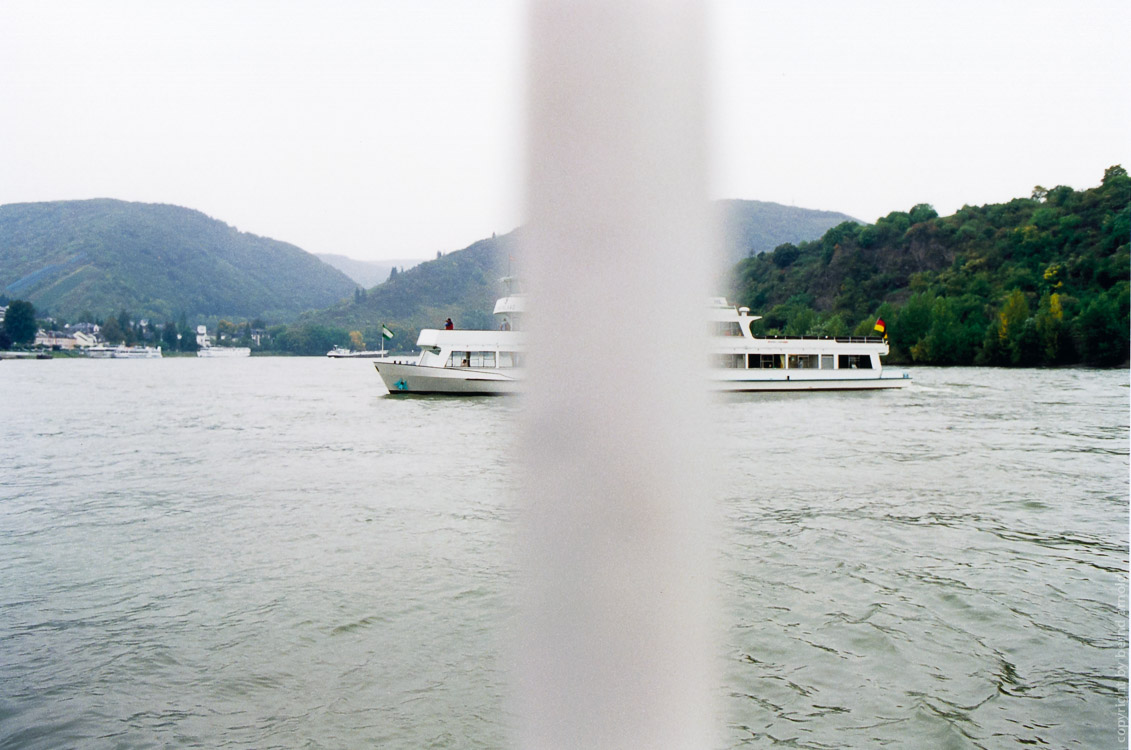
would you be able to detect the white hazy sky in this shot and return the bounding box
[2,0,1128,262]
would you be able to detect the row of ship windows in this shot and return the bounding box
[446,351,524,368]
[441,350,872,370]
[713,353,874,370]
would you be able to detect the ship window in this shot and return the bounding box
[789,354,818,369]
[821,354,833,369]
[478,351,496,368]
[748,353,783,369]
[838,354,872,369]
[499,351,514,368]
[448,351,471,367]
[712,353,743,368]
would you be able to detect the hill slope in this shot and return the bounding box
[0,199,357,322]
[300,234,514,350]
[717,199,860,264]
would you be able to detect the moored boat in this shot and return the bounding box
[86,344,163,359]
[328,347,398,359]
[196,343,250,358]
[194,324,250,357]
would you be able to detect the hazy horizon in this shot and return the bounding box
[3,0,1128,262]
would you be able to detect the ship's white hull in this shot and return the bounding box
[197,347,250,358]
[712,370,910,391]
[375,361,908,395]
[87,345,163,359]
[374,361,521,395]
[328,350,393,359]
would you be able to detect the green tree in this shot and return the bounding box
[771,243,800,268]
[998,289,1031,365]
[1076,294,1127,366]
[891,294,932,358]
[162,320,179,350]
[116,310,137,345]
[3,300,37,345]
[909,203,938,224]
[1034,292,1067,364]
[217,319,237,342]
[913,297,967,364]
[100,315,124,344]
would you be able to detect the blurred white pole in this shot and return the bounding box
[517,1,718,748]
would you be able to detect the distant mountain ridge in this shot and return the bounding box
[316,253,425,288]
[716,199,860,264]
[0,197,855,336]
[305,233,514,348]
[0,199,357,322]
[299,200,852,347]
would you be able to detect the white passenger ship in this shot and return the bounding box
[375,284,908,395]
[86,344,163,359]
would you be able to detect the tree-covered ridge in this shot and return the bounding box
[729,166,1130,367]
[0,199,358,322]
[279,233,515,355]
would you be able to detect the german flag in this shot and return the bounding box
[874,318,886,334]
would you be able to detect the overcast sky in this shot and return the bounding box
[3,1,1128,262]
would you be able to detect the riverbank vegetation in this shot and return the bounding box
[729,166,1129,366]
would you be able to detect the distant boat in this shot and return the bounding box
[327,346,396,359]
[196,343,250,358]
[87,345,163,359]
[194,324,250,357]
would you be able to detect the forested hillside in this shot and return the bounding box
[278,199,853,354]
[729,166,1130,366]
[0,199,357,322]
[279,234,514,354]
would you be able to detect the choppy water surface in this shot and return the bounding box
[1,360,1126,748]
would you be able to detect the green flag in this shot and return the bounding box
[381,325,394,340]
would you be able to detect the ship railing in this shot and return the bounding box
[744,335,886,343]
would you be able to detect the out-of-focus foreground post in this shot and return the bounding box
[517,1,720,748]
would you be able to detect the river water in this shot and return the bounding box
[0,359,1126,748]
